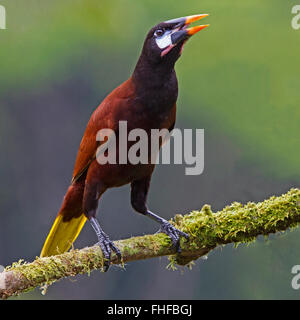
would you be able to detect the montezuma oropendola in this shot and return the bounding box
[41,14,209,270]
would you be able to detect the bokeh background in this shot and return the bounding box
[0,0,299,299]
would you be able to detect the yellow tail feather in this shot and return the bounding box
[40,214,87,257]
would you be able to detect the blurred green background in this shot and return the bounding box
[0,0,299,299]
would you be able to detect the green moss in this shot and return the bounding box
[170,188,300,265]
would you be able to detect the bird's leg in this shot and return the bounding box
[131,176,189,253]
[89,216,121,270]
[83,181,121,271]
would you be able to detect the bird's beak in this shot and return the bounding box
[167,14,209,45]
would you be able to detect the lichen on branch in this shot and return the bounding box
[0,188,299,299]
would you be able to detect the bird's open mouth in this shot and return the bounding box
[161,14,209,57]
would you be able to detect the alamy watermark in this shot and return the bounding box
[292,5,300,30]
[0,4,6,30]
[0,265,4,273]
[291,265,300,289]
[95,121,204,176]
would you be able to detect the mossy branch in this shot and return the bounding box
[1,188,299,299]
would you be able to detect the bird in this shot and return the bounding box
[40,14,209,270]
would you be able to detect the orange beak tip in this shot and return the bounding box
[186,14,209,24]
[187,24,210,36]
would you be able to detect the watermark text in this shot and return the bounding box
[291,265,300,289]
[292,5,300,30]
[96,121,204,176]
[0,5,6,30]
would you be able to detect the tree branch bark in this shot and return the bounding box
[0,188,299,299]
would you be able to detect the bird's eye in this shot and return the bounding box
[154,29,164,38]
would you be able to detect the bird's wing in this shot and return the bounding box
[71,79,135,184]
[71,128,98,184]
[71,101,118,184]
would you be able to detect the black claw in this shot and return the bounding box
[179,230,190,240]
[159,221,189,253]
[113,246,122,260]
[97,234,122,272]
[177,243,182,254]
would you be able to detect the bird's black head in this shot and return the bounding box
[140,14,209,67]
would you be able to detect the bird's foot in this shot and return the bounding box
[97,231,122,272]
[158,220,189,253]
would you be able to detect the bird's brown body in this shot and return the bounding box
[62,77,176,222]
